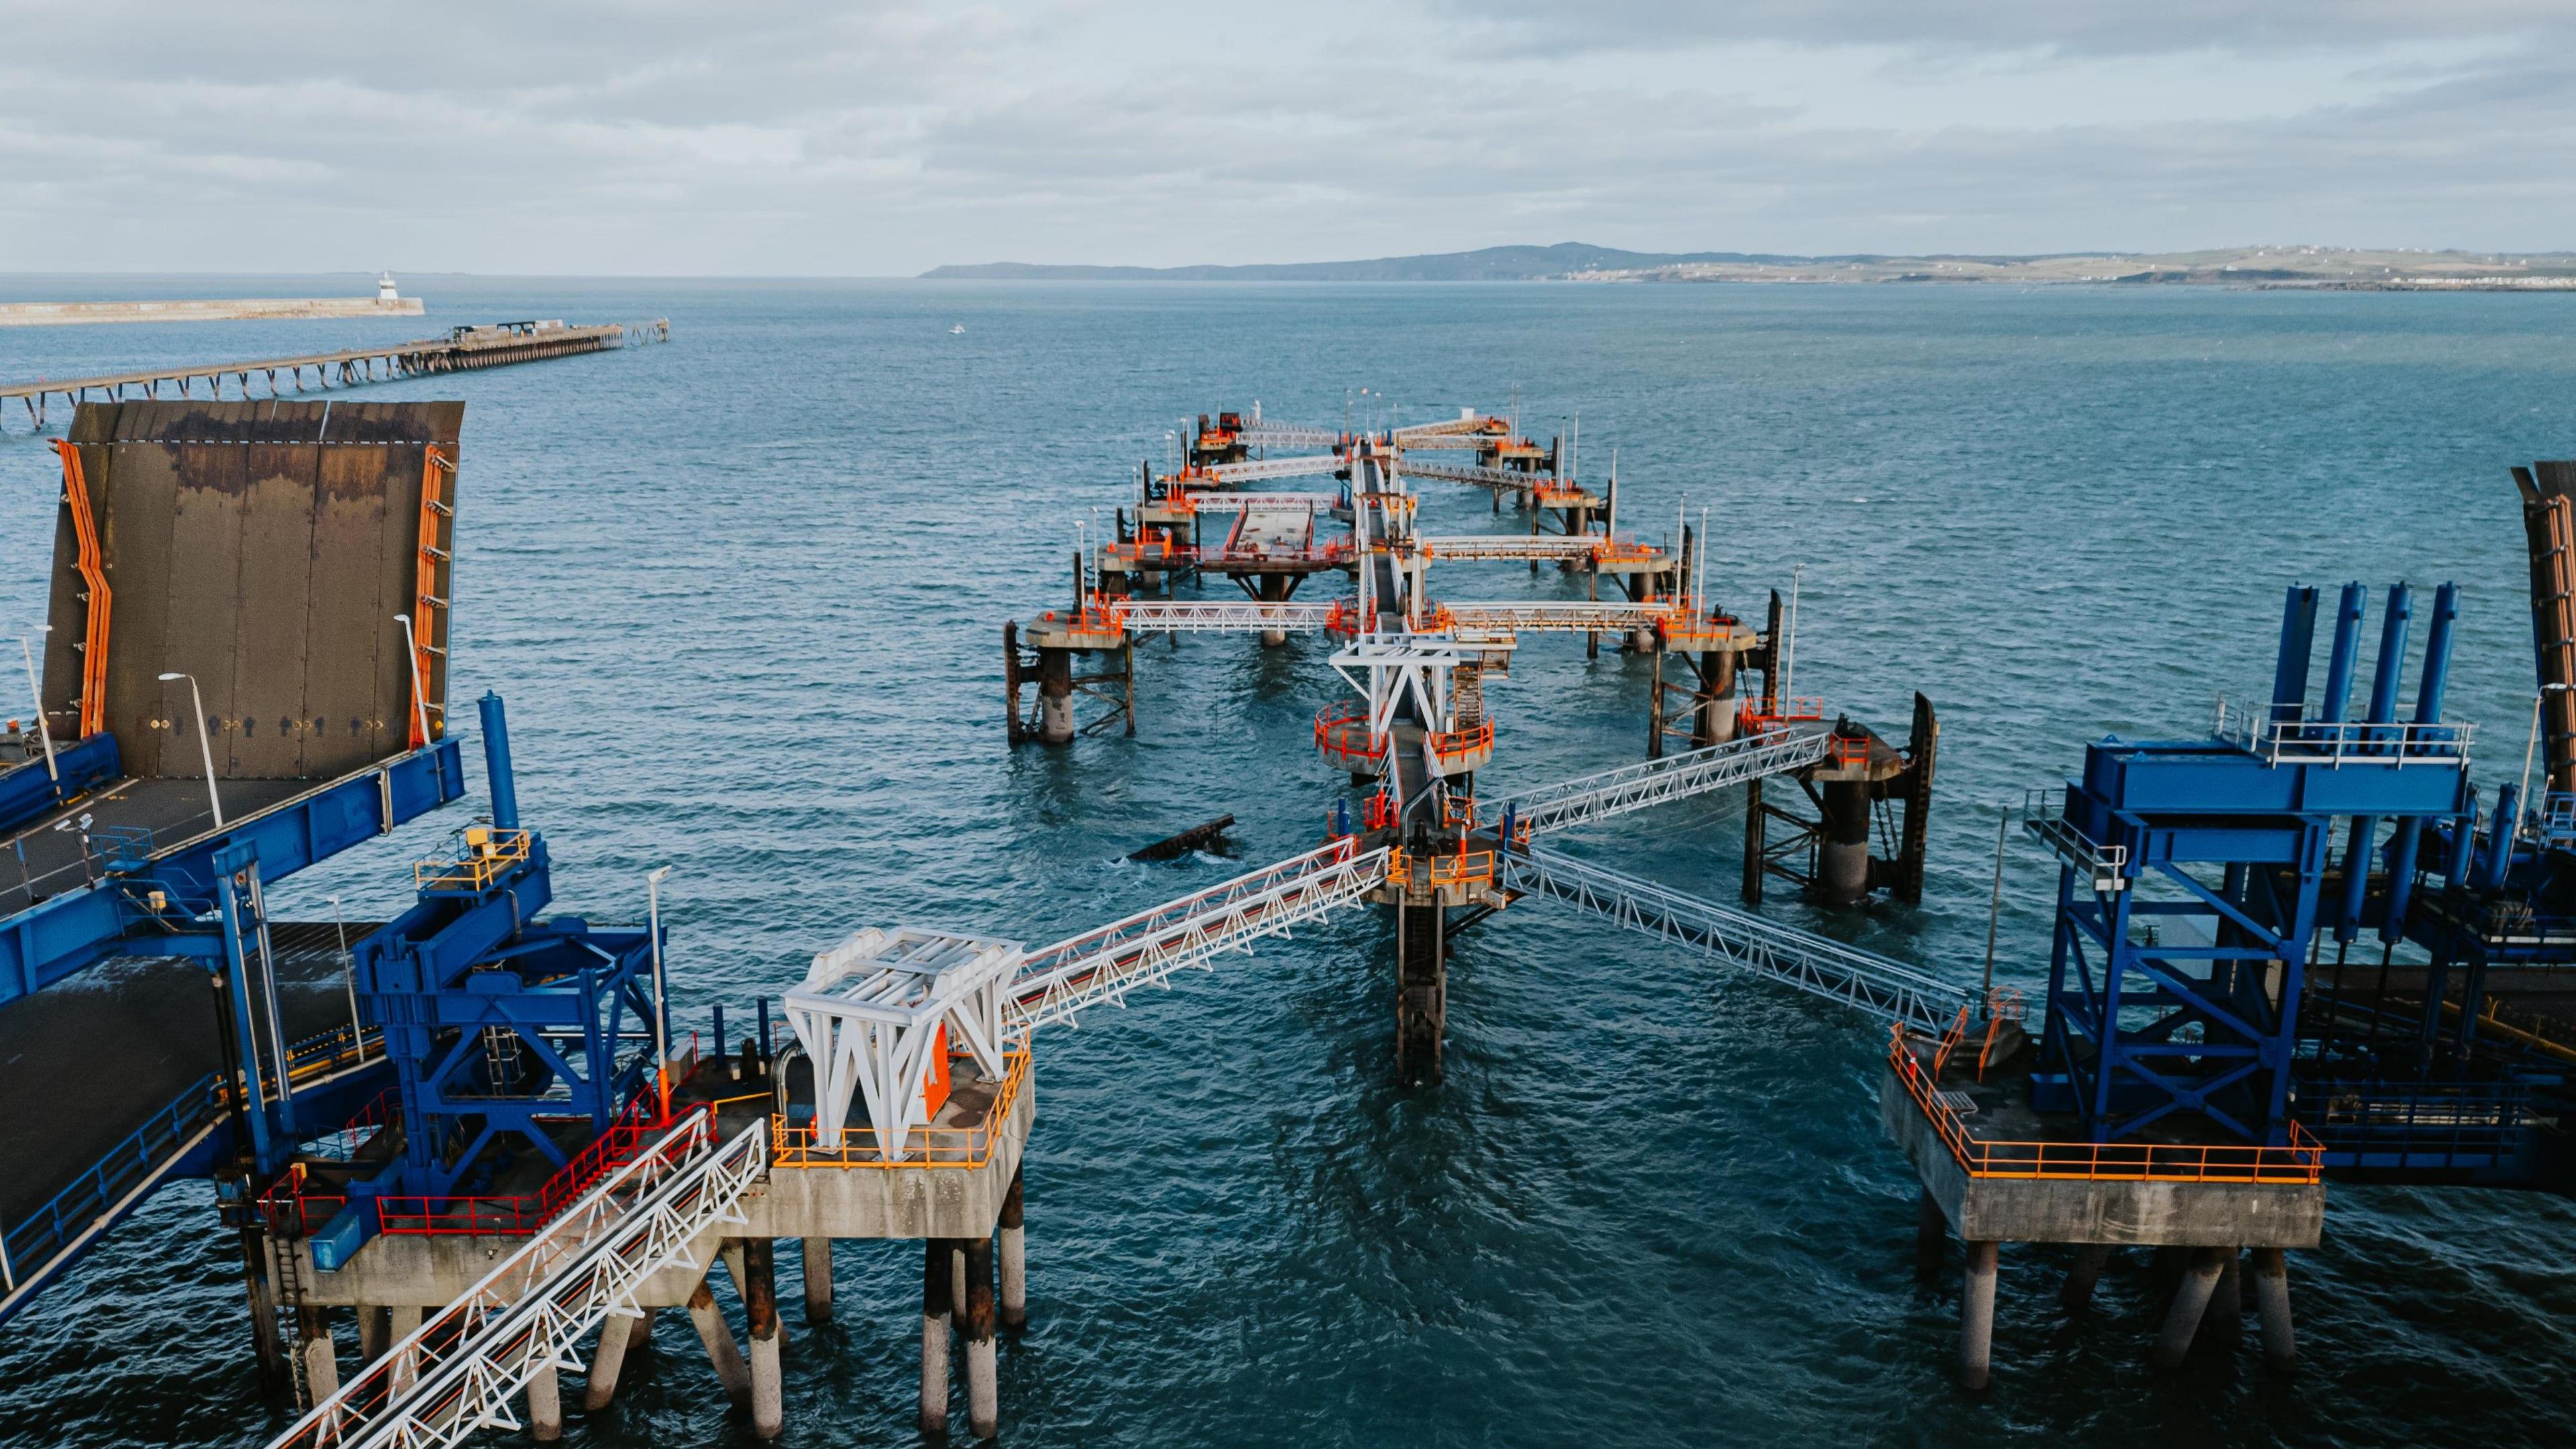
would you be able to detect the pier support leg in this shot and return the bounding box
[527,1361,563,1442]
[239,1227,289,1395]
[2250,1248,2296,1374]
[1960,1240,1999,1391]
[921,1239,954,1435]
[2207,1250,2243,1342]
[389,1306,423,1395]
[298,1309,339,1405]
[2060,1244,2112,1311]
[1038,648,1075,745]
[803,1237,834,1326]
[356,1306,389,1365]
[1000,1169,1028,1330]
[2153,1246,2228,1368]
[746,1238,783,1438]
[964,1236,1000,1438]
[688,1277,751,1409]
[1821,776,1873,905]
[1914,1188,1946,1281]
[1703,650,1737,745]
[952,1243,968,1329]
[582,1313,639,1411]
[1395,900,1447,1083]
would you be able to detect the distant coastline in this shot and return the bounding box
[924,241,2576,288]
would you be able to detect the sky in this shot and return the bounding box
[1,0,2570,275]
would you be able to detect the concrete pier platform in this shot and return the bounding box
[1881,1058,2324,1248]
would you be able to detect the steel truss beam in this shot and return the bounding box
[1111,601,1340,634]
[1010,841,1391,1032]
[1205,455,1346,484]
[1504,847,1972,1032]
[267,1112,763,1449]
[1501,723,1833,836]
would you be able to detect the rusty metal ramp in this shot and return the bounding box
[38,399,460,780]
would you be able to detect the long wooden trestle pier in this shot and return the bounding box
[1,318,668,431]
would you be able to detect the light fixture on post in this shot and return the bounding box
[648,864,674,1122]
[156,671,223,828]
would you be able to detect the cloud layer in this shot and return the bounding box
[0,0,2567,274]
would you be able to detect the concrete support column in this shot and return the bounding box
[1820,775,1873,905]
[745,1238,783,1439]
[527,1361,563,1442]
[356,1306,390,1366]
[582,1313,639,1411]
[2059,1243,2112,1311]
[921,1239,954,1435]
[963,1236,1000,1438]
[1038,648,1075,743]
[1913,1188,1946,1281]
[951,1244,969,1329]
[2153,1246,2229,1368]
[2207,1250,2243,1342]
[389,1305,423,1395]
[1259,575,1291,647]
[2250,1248,2297,1373]
[1000,1169,1029,1330]
[688,1277,751,1409]
[1703,650,1737,745]
[297,1309,339,1405]
[803,1237,834,1326]
[1960,1240,1999,1391]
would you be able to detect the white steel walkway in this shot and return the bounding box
[1502,847,1972,1032]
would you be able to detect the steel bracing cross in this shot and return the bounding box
[1008,840,1392,1032]
[784,930,1016,1158]
[265,1112,764,1449]
[1501,847,1974,1032]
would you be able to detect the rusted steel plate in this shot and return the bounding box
[40,400,464,782]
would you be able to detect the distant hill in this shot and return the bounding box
[924,242,2576,288]
[920,243,1831,281]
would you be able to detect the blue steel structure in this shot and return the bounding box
[321,692,661,1246]
[2032,583,2477,1147]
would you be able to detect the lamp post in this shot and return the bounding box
[648,865,674,1122]
[156,672,223,827]
[2515,681,2574,841]
[17,625,55,786]
[394,612,432,748]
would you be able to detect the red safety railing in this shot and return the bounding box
[1364,789,1397,830]
[1315,702,1387,767]
[1888,1029,2322,1185]
[1429,721,1494,764]
[374,1096,695,1237]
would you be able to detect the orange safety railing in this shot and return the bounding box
[1038,594,1128,634]
[1827,735,1872,768]
[1363,789,1397,830]
[1887,1029,2322,1185]
[52,440,110,738]
[1315,702,1387,767]
[1325,598,1375,636]
[1387,847,1496,890]
[772,1048,1030,1169]
[1739,696,1829,736]
[407,444,453,749]
[1429,721,1494,763]
[1442,794,1479,830]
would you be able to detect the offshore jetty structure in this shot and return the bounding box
[6,386,2571,1441]
[1006,402,1939,1074]
[0,317,669,435]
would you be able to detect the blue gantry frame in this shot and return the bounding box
[2034,583,2472,1144]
